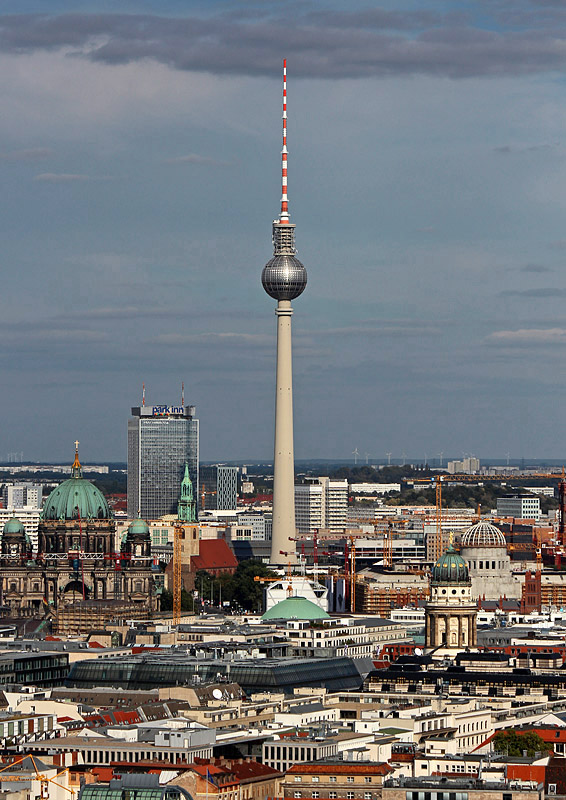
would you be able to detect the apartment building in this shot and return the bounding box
[282,763,392,800]
[295,478,348,535]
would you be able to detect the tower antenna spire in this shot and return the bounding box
[280,59,289,224]
[142,383,145,407]
[182,381,185,406]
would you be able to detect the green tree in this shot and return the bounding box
[493,730,552,757]
[161,588,172,611]
[231,560,277,611]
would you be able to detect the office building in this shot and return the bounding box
[2,483,42,509]
[295,477,348,534]
[128,403,199,519]
[200,465,238,510]
[497,494,541,520]
[261,61,307,564]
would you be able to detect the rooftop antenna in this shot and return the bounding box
[182,382,185,406]
[280,58,289,223]
[142,383,145,407]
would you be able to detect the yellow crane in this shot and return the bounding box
[0,755,75,799]
[173,523,182,626]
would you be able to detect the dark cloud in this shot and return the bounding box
[1,10,566,79]
[0,148,52,161]
[521,264,553,273]
[485,328,566,346]
[163,153,231,166]
[494,143,555,154]
[500,288,566,297]
[34,172,90,182]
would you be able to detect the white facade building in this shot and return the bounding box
[496,494,541,520]
[2,484,42,509]
[295,477,348,534]
[349,483,401,494]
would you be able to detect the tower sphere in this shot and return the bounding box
[262,254,307,301]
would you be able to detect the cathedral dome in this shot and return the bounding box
[42,446,111,521]
[432,544,469,584]
[461,520,506,548]
[3,518,25,540]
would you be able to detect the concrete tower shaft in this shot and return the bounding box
[262,60,307,566]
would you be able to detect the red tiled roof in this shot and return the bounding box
[191,539,238,572]
[287,765,392,776]
[229,762,283,780]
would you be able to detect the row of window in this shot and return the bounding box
[294,777,374,784]
[294,793,373,799]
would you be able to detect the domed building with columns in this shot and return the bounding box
[459,520,520,601]
[425,544,477,651]
[0,445,159,632]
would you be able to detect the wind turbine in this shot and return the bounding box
[352,448,360,465]
[438,451,444,467]
[386,452,392,467]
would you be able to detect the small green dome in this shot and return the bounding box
[3,518,25,538]
[432,544,469,584]
[127,518,150,538]
[262,596,330,622]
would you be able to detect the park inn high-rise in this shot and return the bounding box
[127,404,199,520]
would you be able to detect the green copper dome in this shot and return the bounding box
[42,447,111,521]
[127,518,150,538]
[262,596,330,622]
[432,544,469,584]
[3,518,25,538]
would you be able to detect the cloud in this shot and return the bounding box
[2,11,566,80]
[485,328,566,345]
[163,153,230,166]
[500,288,566,298]
[494,143,555,154]
[0,147,52,161]
[151,332,273,346]
[309,324,442,337]
[34,172,90,182]
[521,264,553,273]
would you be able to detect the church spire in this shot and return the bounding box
[71,440,82,479]
[178,463,196,522]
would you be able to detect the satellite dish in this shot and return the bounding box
[212,688,223,700]
[414,647,423,656]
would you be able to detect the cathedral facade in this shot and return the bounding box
[1,448,159,621]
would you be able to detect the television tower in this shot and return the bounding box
[262,59,307,566]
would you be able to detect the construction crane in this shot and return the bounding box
[558,468,566,546]
[0,755,75,798]
[173,523,182,626]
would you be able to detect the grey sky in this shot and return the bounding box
[2,0,566,463]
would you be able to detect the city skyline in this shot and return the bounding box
[3,0,566,462]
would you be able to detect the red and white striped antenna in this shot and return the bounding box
[181,381,185,406]
[142,382,145,407]
[280,58,289,224]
